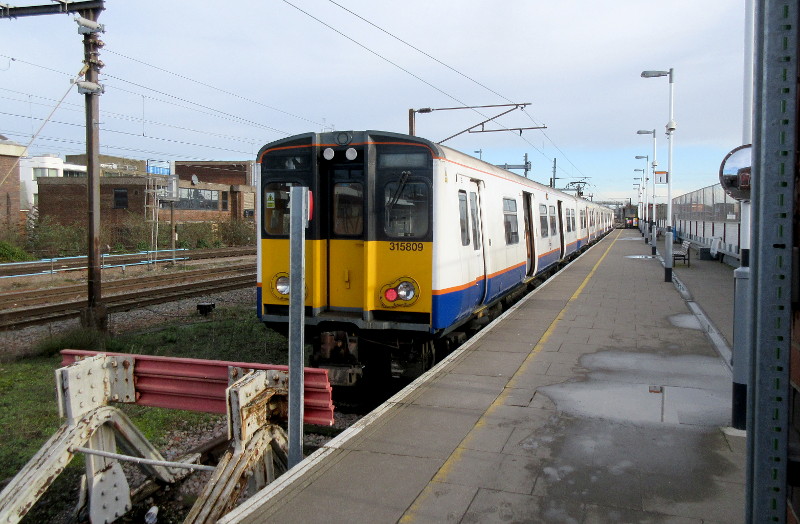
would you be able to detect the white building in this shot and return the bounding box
[19,155,86,210]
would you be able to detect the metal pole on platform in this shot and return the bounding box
[635,156,649,242]
[731,0,755,432]
[636,129,658,255]
[641,68,676,282]
[288,186,308,469]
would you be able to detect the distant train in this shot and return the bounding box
[621,203,639,229]
[256,130,613,386]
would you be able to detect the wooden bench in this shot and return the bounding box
[673,240,691,267]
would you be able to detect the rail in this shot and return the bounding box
[0,246,256,278]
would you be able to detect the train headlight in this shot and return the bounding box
[276,276,290,295]
[379,277,419,307]
[269,272,291,300]
[396,281,416,301]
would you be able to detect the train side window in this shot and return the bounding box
[264,182,293,235]
[458,191,470,246]
[571,210,577,232]
[503,198,519,245]
[549,206,557,236]
[333,183,364,236]
[539,204,549,237]
[580,209,586,229]
[566,209,572,233]
[384,181,429,238]
[470,192,481,250]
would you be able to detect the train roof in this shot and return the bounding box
[257,130,609,211]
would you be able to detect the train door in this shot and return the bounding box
[523,192,536,276]
[466,180,487,305]
[322,162,365,311]
[548,204,559,258]
[556,200,565,258]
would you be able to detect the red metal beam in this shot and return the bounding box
[60,350,334,426]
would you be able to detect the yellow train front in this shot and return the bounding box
[257,131,435,387]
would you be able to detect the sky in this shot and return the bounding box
[1,1,747,205]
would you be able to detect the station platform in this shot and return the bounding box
[223,228,744,524]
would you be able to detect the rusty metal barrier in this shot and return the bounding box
[61,349,334,426]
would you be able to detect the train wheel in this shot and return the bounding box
[421,341,436,372]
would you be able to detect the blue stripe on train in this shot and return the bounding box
[431,263,527,331]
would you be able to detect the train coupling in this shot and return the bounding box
[315,331,363,387]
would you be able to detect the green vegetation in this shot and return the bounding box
[0,306,293,522]
[0,240,35,263]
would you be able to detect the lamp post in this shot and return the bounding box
[637,129,658,254]
[641,67,675,281]
[635,155,649,242]
[633,172,644,229]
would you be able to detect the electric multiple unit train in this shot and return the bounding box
[256,130,613,387]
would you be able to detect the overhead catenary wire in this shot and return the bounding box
[2,16,587,184]
[2,112,255,155]
[317,1,587,181]
[0,64,87,187]
[104,49,325,128]
[2,130,249,162]
[0,54,292,139]
[1,87,268,144]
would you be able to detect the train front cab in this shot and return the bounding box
[257,131,436,386]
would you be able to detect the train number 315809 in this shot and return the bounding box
[388,242,424,252]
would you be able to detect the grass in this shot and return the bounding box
[0,306,297,522]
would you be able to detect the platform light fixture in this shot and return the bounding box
[641,68,675,282]
[636,130,658,254]
[635,155,649,240]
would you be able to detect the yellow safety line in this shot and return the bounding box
[400,229,621,522]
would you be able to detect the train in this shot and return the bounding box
[256,130,613,387]
[621,203,639,228]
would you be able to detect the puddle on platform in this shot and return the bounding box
[624,255,656,259]
[540,351,730,427]
[669,313,702,330]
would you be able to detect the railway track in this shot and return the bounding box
[0,246,256,278]
[0,263,256,330]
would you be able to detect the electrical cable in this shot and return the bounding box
[104,49,324,127]
[323,1,587,181]
[1,90,261,145]
[0,64,87,187]
[2,111,254,155]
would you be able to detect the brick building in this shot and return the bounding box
[175,160,254,186]
[0,136,26,234]
[37,176,255,227]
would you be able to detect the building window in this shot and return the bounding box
[167,187,220,210]
[113,188,128,209]
[33,168,58,179]
[221,191,229,211]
